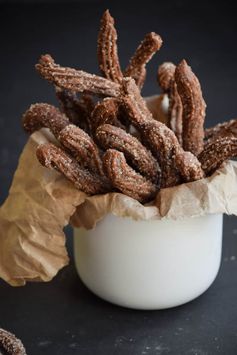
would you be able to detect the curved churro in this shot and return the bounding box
[176,151,204,182]
[205,119,237,143]
[175,59,206,155]
[36,54,120,97]
[140,121,179,187]
[96,124,160,183]
[97,10,123,83]
[58,124,104,176]
[198,137,237,176]
[91,97,123,131]
[124,32,163,89]
[122,88,180,187]
[103,149,158,203]
[36,143,110,194]
[122,78,204,186]
[142,121,204,185]
[22,103,69,138]
[122,77,154,124]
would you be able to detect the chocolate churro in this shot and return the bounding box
[97,10,123,83]
[175,59,206,155]
[58,124,104,176]
[103,149,157,203]
[96,123,160,183]
[36,143,110,194]
[22,103,69,138]
[124,32,163,89]
[36,54,120,97]
[198,137,237,175]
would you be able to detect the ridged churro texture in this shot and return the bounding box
[124,32,163,89]
[91,97,122,131]
[97,10,123,83]
[36,143,110,195]
[122,78,203,187]
[96,124,160,183]
[58,124,104,176]
[36,54,121,97]
[175,59,206,156]
[22,103,69,138]
[103,149,157,203]
[199,137,237,176]
[205,119,237,143]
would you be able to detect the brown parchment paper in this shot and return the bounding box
[0,130,86,286]
[1,95,237,286]
[71,160,237,229]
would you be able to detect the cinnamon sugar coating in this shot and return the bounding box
[138,121,179,187]
[122,78,203,187]
[96,124,160,183]
[97,10,123,83]
[198,137,237,175]
[176,151,204,182]
[205,119,237,143]
[122,78,177,186]
[175,59,206,155]
[142,121,204,185]
[103,149,158,203]
[91,97,123,131]
[124,32,163,89]
[22,103,69,138]
[58,124,104,176]
[36,54,120,97]
[122,77,154,124]
[36,143,110,194]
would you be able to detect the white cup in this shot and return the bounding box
[73,213,223,310]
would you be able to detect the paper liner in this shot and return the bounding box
[70,160,237,229]
[0,130,86,286]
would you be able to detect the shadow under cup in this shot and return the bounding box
[73,213,223,310]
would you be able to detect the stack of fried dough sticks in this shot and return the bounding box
[22,10,237,203]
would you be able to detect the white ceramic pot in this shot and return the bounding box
[73,213,223,310]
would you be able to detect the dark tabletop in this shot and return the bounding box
[1,1,237,354]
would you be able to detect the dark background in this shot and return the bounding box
[1,1,237,354]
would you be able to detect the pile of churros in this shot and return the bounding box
[22,10,237,203]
